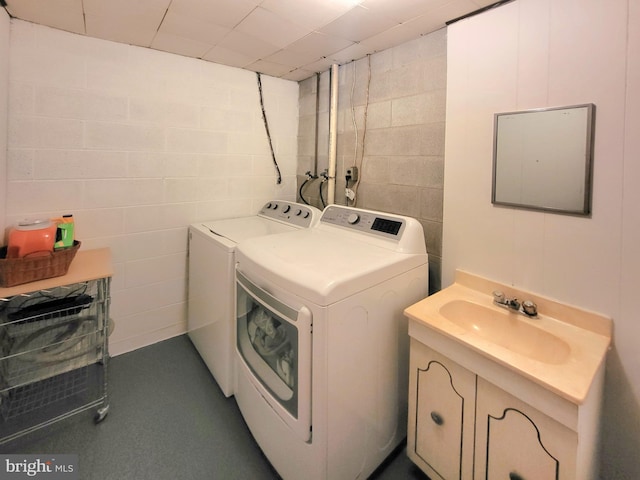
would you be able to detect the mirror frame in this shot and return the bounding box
[491,103,596,216]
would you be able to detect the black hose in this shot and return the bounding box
[298,178,311,205]
[319,180,327,208]
[256,72,282,184]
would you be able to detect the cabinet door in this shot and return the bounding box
[407,340,476,480]
[475,378,578,480]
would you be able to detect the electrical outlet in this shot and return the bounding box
[346,166,359,183]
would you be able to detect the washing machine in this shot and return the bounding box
[187,201,320,397]
[234,205,429,479]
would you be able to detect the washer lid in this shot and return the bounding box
[236,228,428,306]
[199,216,299,245]
[190,201,321,250]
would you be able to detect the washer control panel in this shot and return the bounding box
[320,205,406,240]
[259,201,320,228]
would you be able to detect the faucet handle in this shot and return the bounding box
[522,300,538,317]
[492,291,505,303]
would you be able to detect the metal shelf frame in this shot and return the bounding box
[0,276,111,444]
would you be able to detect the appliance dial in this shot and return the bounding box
[295,209,302,216]
[283,205,291,213]
[347,213,360,225]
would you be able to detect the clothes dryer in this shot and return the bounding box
[188,201,320,397]
[234,205,429,479]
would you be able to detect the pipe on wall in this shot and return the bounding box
[313,73,320,177]
[327,64,339,205]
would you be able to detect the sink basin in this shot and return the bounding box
[439,300,571,364]
[405,271,613,403]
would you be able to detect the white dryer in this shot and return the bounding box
[187,201,320,397]
[234,205,429,479]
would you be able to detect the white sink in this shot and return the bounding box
[404,270,612,403]
[439,299,571,364]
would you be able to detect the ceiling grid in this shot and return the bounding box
[3,0,499,80]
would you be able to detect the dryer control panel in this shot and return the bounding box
[320,205,406,240]
[320,205,426,254]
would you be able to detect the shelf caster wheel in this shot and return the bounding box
[94,405,109,424]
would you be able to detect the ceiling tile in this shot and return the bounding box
[319,5,399,43]
[156,10,230,45]
[329,42,375,65]
[393,13,448,40]
[260,0,361,30]
[84,16,156,47]
[246,59,293,77]
[202,45,258,68]
[282,68,316,82]
[358,22,425,54]
[422,0,483,27]
[168,0,260,28]
[286,32,355,58]
[263,49,314,69]
[82,0,171,26]
[361,0,451,23]
[150,32,212,59]
[84,0,171,46]
[217,30,281,59]
[472,0,502,8]
[301,56,341,75]
[83,0,170,18]
[235,7,310,49]
[5,0,85,35]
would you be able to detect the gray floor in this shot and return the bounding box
[2,335,428,479]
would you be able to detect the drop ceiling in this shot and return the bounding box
[2,0,499,81]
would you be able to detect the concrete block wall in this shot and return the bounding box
[5,20,298,355]
[297,29,446,293]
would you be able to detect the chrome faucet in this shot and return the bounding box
[492,291,538,318]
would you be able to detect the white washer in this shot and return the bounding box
[234,205,429,479]
[187,201,320,397]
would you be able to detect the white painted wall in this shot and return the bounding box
[444,1,639,478]
[0,9,8,235]
[5,20,298,356]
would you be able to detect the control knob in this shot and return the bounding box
[347,213,360,225]
[283,205,291,213]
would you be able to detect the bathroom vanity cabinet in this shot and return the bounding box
[408,340,578,480]
[409,342,475,479]
[405,270,611,480]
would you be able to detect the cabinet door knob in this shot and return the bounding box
[430,411,444,425]
[509,473,524,480]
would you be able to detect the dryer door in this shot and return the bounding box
[236,270,312,442]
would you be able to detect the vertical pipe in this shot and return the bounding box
[313,73,320,177]
[327,64,339,205]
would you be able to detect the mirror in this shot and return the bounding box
[492,103,595,216]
